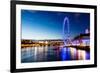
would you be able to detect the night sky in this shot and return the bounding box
[21,10,90,40]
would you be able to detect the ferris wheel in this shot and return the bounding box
[62,17,71,46]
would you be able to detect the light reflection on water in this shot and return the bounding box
[21,46,90,63]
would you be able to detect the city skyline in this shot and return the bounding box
[21,9,90,40]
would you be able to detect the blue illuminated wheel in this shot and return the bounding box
[62,17,70,46]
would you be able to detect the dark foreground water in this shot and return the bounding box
[21,46,90,63]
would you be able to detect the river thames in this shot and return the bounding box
[21,45,90,63]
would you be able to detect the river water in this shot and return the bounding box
[21,46,90,63]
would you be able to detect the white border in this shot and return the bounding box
[16,4,95,69]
